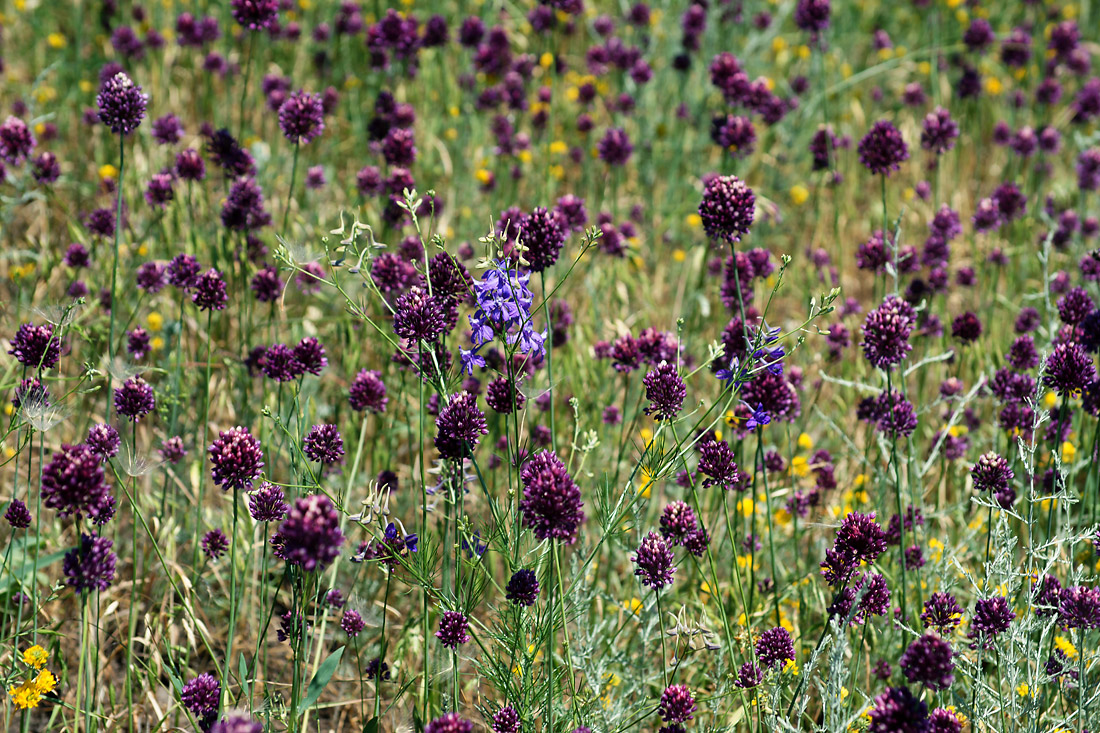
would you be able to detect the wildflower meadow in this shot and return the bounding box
[2,0,1100,731]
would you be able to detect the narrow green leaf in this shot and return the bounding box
[296,646,344,715]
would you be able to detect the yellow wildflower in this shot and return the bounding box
[21,646,48,670]
[1055,636,1078,660]
[33,670,57,694]
[789,185,809,206]
[8,680,41,709]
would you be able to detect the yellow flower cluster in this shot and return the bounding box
[8,646,58,710]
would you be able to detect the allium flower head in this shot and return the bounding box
[1044,341,1096,397]
[114,376,156,421]
[519,206,567,272]
[859,120,909,176]
[9,323,61,370]
[279,90,325,144]
[861,295,916,370]
[659,684,696,723]
[435,391,488,458]
[232,0,278,30]
[519,450,586,544]
[633,530,676,589]
[968,596,1014,647]
[900,634,955,690]
[698,437,742,490]
[86,424,121,460]
[659,501,698,544]
[248,482,289,522]
[393,286,446,342]
[97,73,148,135]
[755,626,794,668]
[278,494,345,572]
[1058,585,1100,629]
[921,592,964,633]
[221,177,270,231]
[341,609,365,637]
[181,674,221,716]
[698,174,755,242]
[210,715,262,733]
[971,452,1012,493]
[643,361,686,420]
[425,713,473,733]
[303,424,344,464]
[506,568,540,606]
[202,529,229,559]
[42,443,112,521]
[5,499,32,529]
[820,511,887,585]
[192,269,228,311]
[436,610,470,649]
[868,687,927,733]
[793,0,830,34]
[597,127,633,165]
[209,426,264,491]
[920,107,959,155]
[349,369,387,413]
[492,706,521,733]
[63,533,117,592]
[0,116,36,164]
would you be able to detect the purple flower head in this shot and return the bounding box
[349,369,387,413]
[261,344,302,382]
[202,529,229,560]
[126,328,150,361]
[659,684,696,723]
[42,444,112,522]
[425,713,473,733]
[968,596,1014,647]
[971,452,1012,493]
[794,0,830,34]
[486,376,525,414]
[115,376,155,422]
[151,114,183,145]
[181,674,221,716]
[643,361,686,420]
[293,337,327,376]
[144,173,175,208]
[303,424,344,464]
[756,626,794,668]
[232,0,278,30]
[250,265,283,303]
[1058,286,1094,326]
[278,494,345,572]
[859,120,909,177]
[85,208,116,238]
[192,269,228,311]
[436,610,470,649]
[168,254,202,290]
[506,568,540,606]
[209,426,264,491]
[659,501,698,544]
[633,530,676,590]
[820,511,887,586]
[31,152,60,184]
[698,174,755,242]
[136,262,168,293]
[221,176,270,231]
[9,323,61,370]
[1058,585,1100,629]
[868,687,927,733]
[160,436,187,464]
[210,716,262,733]
[341,609,365,637]
[5,499,32,529]
[63,533,117,592]
[861,295,916,370]
[900,634,955,690]
[0,116,36,164]
[698,437,742,490]
[519,206,567,273]
[97,73,147,135]
[1045,341,1096,397]
[492,706,520,733]
[248,482,289,522]
[920,107,959,155]
[394,286,446,342]
[435,391,488,458]
[597,127,633,165]
[921,592,963,634]
[279,90,325,144]
[520,450,585,544]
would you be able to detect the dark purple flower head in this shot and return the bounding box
[659,684,696,723]
[950,312,982,343]
[151,114,183,145]
[248,482,289,522]
[5,499,32,529]
[42,444,112,521]
[261,344,301,382]
[794,0,829,33]
[698,437,741,490]
[633,530,676,589]
[381,127,416,166]
[278,494,344,572]
[144,172,175,209]
[1058,286,1094,326]
[205,128,254,177]
[394,286,446,342]
[506,568,540,606]
[491,706,520,733]
[136,262,168,293]
[0,116,36,164]
[820,511,887,585]
[221,177,270,231]
[293,337,327,376]
[699,174,755,242]
[279,90,325,144]
[900,634,955,690]
[486,376,525,414]
[425,713,473,733]
[520,450,585,544]
[9,323,61,370]
[160,436,186,464]
[921,592,963,634]
[927,708,963,733]
[1079,149,1100,192]
[435,391,488,458]
[968,596,1014,647]
[115,376,156,421]
[209,426,264,491]
[861,295,916,370]
[755,626,794,668]
[181,673,221,716]
[31,151,60,184]
[920,107,959,155]
[97,72,147,135]
[971,452,1012,493]
[303,424,344,464]
[210,716,262,733]
[64,533,117,592]
[436,610,470,649]
[1058,585,1100,629]
[250,265,283,303]
[643,361,686,420]
[597,127,633,166]
[1045,341,1096,396]
[859,120,909,177]
[519,206,567,272]
[868,687,927,733]
[84,425,120,463]
[192,269,228,311]
[349,369,387,413]
[340,609,365,637]
[168,254,202,290]
[659,501,698,544]
[201,529,229,559]
[232,0,278,30]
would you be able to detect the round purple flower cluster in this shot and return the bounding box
[277,494,345,572]
[519,450,586,544]
[209,426,264,491]
[633,531,676,590]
